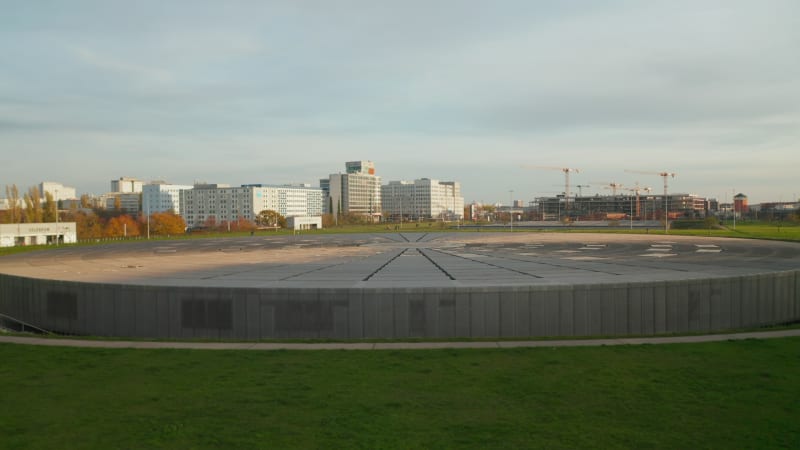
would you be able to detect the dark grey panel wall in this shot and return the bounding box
[1,272,798,339]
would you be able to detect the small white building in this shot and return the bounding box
[0,222,77,247]
[287,216,322,231]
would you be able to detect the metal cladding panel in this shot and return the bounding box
[407,290,426,338]
[653,283,667,334]
[673,281,690,333]
[665,283,681,333]
[484,290,500,338]
[740,275,759,327]
[361,289,378,338]
[499,289,517,337]
[134,287,158,338]
[436,290,456,338]
[469,290,487,337]
[513,289,531,337]
[688,280,711,332]
[710,278,730,331]
[423,290,440,337]
[613,287,628,335]
[276,289,324,339]
[757,274,775,325]
[558,288,574,336]
[627,285,643,335]
[115,287,138,337]
[259,289,280,338]
[393,290,410,339]
[639,284,655,335]
[543,289,560,336]
[587,287,604,336]
[167,290,182,339]
[600,288,617,336]
[455,292,471,337]
[333,304,349,339]
[572,286,589,336]
[775,272,794,322]
[795,271,800,320]
[530,289,547,337]
[729,277,743,328]
[156,290,171,339]
[376,291,395,338]
[96,286,116,337]
[347,289,364,339]
[245,291,260,339]
[260,289,285,338]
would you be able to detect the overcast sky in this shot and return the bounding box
[1,1,798,204]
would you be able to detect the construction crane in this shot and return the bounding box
[623,183,650,219]
[590,181,624,197]
[522,165,580,215]
[575,184,591,197]
[625,169,677,232]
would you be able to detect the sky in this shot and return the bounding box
[1,0,798,205]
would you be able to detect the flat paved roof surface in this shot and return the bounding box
[1,232,798,288]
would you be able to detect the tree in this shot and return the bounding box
[256,210,286,228]
[69,210,104,240]
[23,186,43,223]
[150,212,186,236]
[42,191,57,223]
[4,184,22,224]
[703,215,719,235]
[106,215,141,238]
[80,194,91,208]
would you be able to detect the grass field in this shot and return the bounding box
[1,338,799,449]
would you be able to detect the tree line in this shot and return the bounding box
[2,184,187,239]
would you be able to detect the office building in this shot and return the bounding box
[326,161,382,221]
[181,184,323,229]
[381,178,464,221]
[39,182,76,201]
[111,177,144,194]
[143,183,193,214]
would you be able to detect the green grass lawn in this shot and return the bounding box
[1,338,799,449]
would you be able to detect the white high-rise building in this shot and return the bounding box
[111,177,144,193]
[382,178,464,221]
[143,183,193,214]
[180,184,323,228]
[326,161,382,221]
[39,182,76,201]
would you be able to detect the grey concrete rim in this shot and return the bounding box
[1,328,798,351]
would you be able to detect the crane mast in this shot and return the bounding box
[625,169,677,232]
[522,165,580,220]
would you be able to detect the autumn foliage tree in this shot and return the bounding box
[105,215,141,238]
[256,210,286,228]
[148,212,186,236]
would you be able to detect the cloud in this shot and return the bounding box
[70,47,174,84]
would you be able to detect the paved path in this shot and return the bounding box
[2,329,799,351]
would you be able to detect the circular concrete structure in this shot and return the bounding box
[1,232,798,339]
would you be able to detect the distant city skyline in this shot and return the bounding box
[1,1,798,205]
